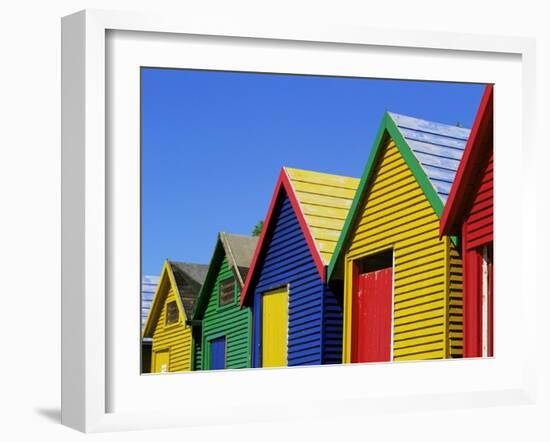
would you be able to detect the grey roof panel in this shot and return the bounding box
[388,112,471,204]
[404,139,465,160]
[390,112,471,140]
[168,261,209,319]
[220,233,258,286]
[169,262,208,286]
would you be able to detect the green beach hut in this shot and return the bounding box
[192,232,258,370]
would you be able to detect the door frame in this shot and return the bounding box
[207,335,227,370]
[260,283,290,368]
[152,347,170,373]
[350,248,395,363]
[463,241,494,358]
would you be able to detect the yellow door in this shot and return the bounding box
[262,287,288,368]
[153,349,170,373]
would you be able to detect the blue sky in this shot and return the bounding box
[141,68,485,276]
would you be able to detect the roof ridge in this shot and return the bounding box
[388,111,471,131]
[284,166,359,180]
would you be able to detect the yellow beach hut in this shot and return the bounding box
[328,112,470,363]
[142,261,208,373]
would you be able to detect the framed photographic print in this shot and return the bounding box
[61,9,537,433]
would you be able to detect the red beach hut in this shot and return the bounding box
[440,85,494,358]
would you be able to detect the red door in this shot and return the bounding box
[351,267,393,363]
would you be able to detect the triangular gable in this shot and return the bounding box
[142,260,190,338]
[193,232,257,319]
[328,111,471,281]
[440,85,493,237]
[239,167,358,307]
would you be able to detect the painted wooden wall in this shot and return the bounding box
[343,138,462,362]
[252,195,327,367]
[448,245,464,358]
[201,257,252,370]
[151,285,193,372]
[462,150,493,357]
[463,152,493,250]
[191,327,202,371]
[322,283,344,364]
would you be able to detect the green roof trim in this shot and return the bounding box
[192,238,225,320]
[327,112,454,282]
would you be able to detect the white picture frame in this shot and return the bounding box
[61,9,537,433]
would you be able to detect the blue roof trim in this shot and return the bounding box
[388,112,470,204]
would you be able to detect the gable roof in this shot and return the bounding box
[142,260,208,337]
[169,261,209,320]
[239,167,359,307]
[440,85,494,237]
[327,111,471,281]
[193,232,258,319]
[221,233,259,286]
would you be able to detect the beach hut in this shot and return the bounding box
[239,167,360,367]
[142,261,208,373]
[141,274,159,373]
[327,112,471,363]
[440,85,494,358]
[192,232,258,370]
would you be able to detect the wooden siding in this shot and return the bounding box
[252,195,330,367]
[285,168,359,265]
[151,285,193,372]
[463,149,493,358]
[192,327,202,371]
[322,283,344,364]
[448,240,464,358]
[344,138,461,362]
[464,152,493,250]
[201,256,252,370]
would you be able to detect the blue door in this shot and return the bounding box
[210,336,226,370]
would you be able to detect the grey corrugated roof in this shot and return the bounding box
[388,112,470,204]
[220,233,259,286]
[141,275,159,331]
[168,261,209,319]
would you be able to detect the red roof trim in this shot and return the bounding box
[440,84,494,237]
[282,168,326,282]
[239,168,326,307]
